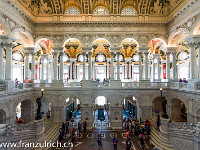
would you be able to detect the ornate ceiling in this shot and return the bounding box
[16,0,183,16]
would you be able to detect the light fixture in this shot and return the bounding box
[41,89,44,96]
[160,88,162,97]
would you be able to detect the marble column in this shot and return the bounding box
[0,44,4,80]
[60,52,64,82]
[41,57,45,82]
[24,52,29,80]
[107,60,109,79]
[74,61,77,79]
[110,52,114,80]
[198,43,200,79]
[125,62,127,79]
[152,58,155,81]
[116,52,120,80]
[70,61,73,80]
[157,56,161,80]
[138,52,143,81]
[144,52,149,80]
[166,52,171,80]
[171,52,177,80]
[53,52,58,80]
[88,52,92,80]
[82,52,86,80]
[129,62,131,79]
[46,57,50,82]
[5,43,13,80]
[31,53,36,81]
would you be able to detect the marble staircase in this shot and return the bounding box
[33,119,61,150]
[150,116,174,150]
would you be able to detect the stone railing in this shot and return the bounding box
[0,84,5,92]
[122,82,139,88]
[169,122,194,130]
[170,82,188,90]
[92,81,110,87]
[64,82,82,87]
[7,124,36,132]
[150,82,169,87]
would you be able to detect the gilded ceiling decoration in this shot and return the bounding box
[16,0,183,16]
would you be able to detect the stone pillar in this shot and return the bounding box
[60,52,64,82]
[46,57,50,82]
[110,52,114,80]
[198,43,200,78]
[24,52,30,80]
[70,61,73,80]
[138,52,143,81]
[129,62,132,79]
[152,58,155,81]
[34,119,44,142]
[53,52,58,80]
[166,52,171,80]
[41,57,45,82]
[5,43,13,81]
[171,52,177,80]
[0,44,4,80]
[88,52,92,80]
[125,62,127,79]
[74,61,77,79]
[191,122,200,150]
[157,56,161,81]
[31,53,36,81]
[160,117,170,139]
[82,52,86,80]
[116,52,120,80]
[144,52,149,80]
[107,60,109,79]
[110,105,123,129]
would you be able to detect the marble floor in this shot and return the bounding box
[50,130,154,150]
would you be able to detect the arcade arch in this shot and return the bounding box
[0,109,6,124]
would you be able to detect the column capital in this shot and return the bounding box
[166,47,179,53]
[52,51,58,55]
[52,47,64,53]
[40,54,50,59]
[82,47,92,52]
[138,52,143,55]
[82,51,86,55]
[116,51,121,55]
[87,51,92,55]
[59,52,64,56]
[24,51,30,55]
[185,35,200,46]
[0,35,16,45]
[110,47,121,52]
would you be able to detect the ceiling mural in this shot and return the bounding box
[92,39,110,58]
[64,38,82,58]
[16,0,184,16]
[38,39,54,54]
[0,23,5,35]
[120,38,138,58]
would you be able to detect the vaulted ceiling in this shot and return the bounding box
[16,0,183,16]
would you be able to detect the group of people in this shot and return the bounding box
[123,118,152,149]
[179,78,187,83]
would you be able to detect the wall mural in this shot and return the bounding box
[120,38,138,58]
[92,39,110,58]
[64,39,82,58]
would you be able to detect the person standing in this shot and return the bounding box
[126,138,132,150]
[83,121,87,133]
[97,132,102,148]
[113,135,118,150]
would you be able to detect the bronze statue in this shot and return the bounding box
[35,96,42,120]
[161,96,168,119]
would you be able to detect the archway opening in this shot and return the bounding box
[0,109,6,124]
[16,100,32,124]
[170,99,187,122]
[94,96,109,128]
[64,97,81,127]
[40,98,51,119]
[123,96,137,120]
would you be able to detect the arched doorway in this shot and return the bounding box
[169,99,187,122]
[0,109,6,124]
[93,96,110,128]
[41,98,51,119]
[153,96,162,114]
[123,96,137,119]
[16,100,32,123]
[64,97,81,127]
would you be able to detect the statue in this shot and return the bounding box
[35,96,42,120]
[161,96,169,119]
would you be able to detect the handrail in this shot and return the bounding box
[169,122,194,130]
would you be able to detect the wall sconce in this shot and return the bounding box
[41,88,44,97]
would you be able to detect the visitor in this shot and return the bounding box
[25,78,29,83]
[97,132,102,148]
[183,78,187,83]
[65,121,69,134]
[157,118,161,131]
[62,122,65,130]
[126,130,129,139]
[18,117,22,124]
[126,138,132,150]
[16,116,18,124]
[179,78,183,82]
[78,122,81,135]
[113,135,118,150]
[83,121,87,133]
[152,144,159,150]
[15,78,19,88]
[46,110,50,119]
[139,132,145,149]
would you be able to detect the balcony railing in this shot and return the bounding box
[169,122,194,130]
[0,84,5,92]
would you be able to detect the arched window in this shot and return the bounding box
[121,7,137,15]
[65,6,81,15]
[93,7,109,15]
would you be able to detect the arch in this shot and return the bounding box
[35,38,54,54]
[192,14,200,35]
[0,106,9,124]
[0,109,6,124]
[16,99,33,123]
[148,38,167,54]
[120,38,139,58]
[152,96,162,114]
[0,14,10,35]
[95,96,107,106]
[121,6,137,15]
[169,98,187,122]
[64,6,81,15]
[93,6,109,15]
[63,38,82,58]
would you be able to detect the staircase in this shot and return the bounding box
[150,116,174,150]
[34,119,61,150]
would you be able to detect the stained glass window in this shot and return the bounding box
[121,7,137,15]
[93,7,109,15]
[65,7,81,15]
